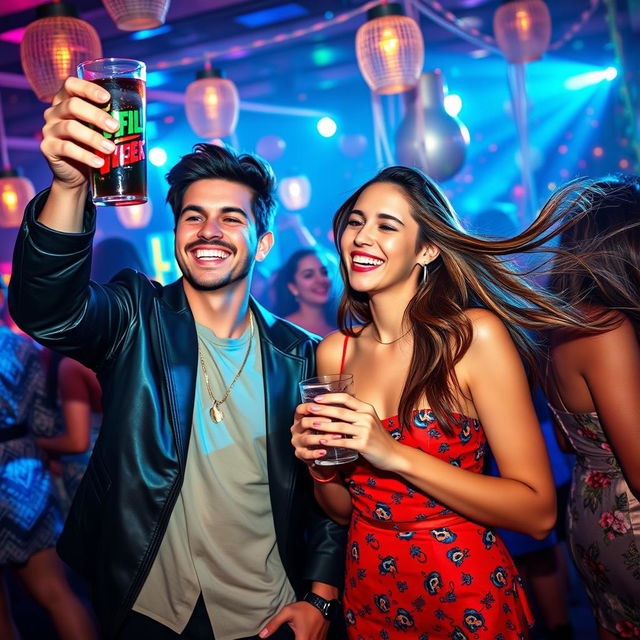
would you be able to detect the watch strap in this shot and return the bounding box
[303,591,339,620]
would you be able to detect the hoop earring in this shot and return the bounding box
[420,263,429,288]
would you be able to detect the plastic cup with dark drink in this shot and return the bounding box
[299,374,359,466]
[77,58,147,206]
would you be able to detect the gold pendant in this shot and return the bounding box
[210,402,224,423]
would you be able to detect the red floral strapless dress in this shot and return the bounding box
[341,410,533,640]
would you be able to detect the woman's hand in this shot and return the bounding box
[291,403,338,467]
[303,393,405,472]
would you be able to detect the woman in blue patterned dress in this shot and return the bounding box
[0,281,96,639]
[546,175,640,640]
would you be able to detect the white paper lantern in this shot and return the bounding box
[185,68,239,139]
[278,176,311,211]
[355,3,424,95]
[0,170,35,228]
[101,0,171,31]
[21,2,102,103]
[494,0,551,64]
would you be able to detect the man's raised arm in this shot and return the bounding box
[37,76,119,232]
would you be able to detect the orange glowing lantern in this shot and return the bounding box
[116,200,152,228]
[185,68,240,139]
[21,2,102,103]
[101,0,171,31]
[0,170,35,228]
[355,3,424,95]
[493,0,551,64]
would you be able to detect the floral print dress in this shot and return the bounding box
[342,410,533,640]
[550,407,640,637]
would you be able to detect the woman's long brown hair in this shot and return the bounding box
[548,174,640,336]
[333,166,605,434]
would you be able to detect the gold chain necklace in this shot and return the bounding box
[198,313,254,423]
[373,326,412,345]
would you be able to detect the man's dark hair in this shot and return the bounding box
[166,143,277,237]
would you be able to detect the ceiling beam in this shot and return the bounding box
[0,72,327,118]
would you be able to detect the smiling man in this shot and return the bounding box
[9,77,346,640]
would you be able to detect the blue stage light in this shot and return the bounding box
[130,25,172,40]
[317,117,337,138]
[236,3,307,28]
[146,71,169,88]
[564,67,618,90]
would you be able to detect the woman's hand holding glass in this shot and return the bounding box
[293,393,404,472]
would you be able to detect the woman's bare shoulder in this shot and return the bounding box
[317,330,356,375]
[462,308,509,343]
[317,330,346,356]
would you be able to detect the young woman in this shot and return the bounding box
[273,248,339,336]
[545,175,640,640]
[291,167,597,638]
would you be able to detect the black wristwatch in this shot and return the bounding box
[303,592,341,621]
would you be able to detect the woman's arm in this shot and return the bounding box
[578,315,640,499]
[309,310,556,539]
[37,358,99,454]
[291,331,353,526]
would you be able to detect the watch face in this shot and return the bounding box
[325,600,340,621]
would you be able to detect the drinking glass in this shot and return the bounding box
[299,374,358,466]
[77,58,147,206]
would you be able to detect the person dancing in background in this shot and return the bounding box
[0,280,96,640]
[545,174,640,640]
[37,357,102,502]
[291,166,604,638]
[273,248,339,337]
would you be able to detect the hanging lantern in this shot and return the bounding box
[396,71,468,182]
[185,68,239,139]
[116,200,152,228]
[278,176,311,211]
[493,0,551,64]
[355,3,424,95]
[21,2,102,103]
[256,134,286,162]
[101,0,171,31]
[0,170,35,228]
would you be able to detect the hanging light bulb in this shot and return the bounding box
[0,95,35,228]
[0,169,35,228]
[278,176,311,211]
[116,200,152,228]
[395,71,468,182]
[355,3,424,95]
[101,0,171,31]
[493,0,551,64]
[185,68,239,139]
[21,2,102,103]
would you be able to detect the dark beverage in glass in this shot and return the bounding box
[77,58,147,206]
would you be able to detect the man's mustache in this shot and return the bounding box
[186,240,236,254]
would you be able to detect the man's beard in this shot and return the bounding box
[178,252,253,292]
